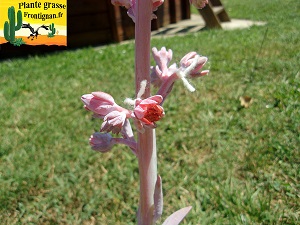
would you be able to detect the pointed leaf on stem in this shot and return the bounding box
[161,206,192,225]
[153,175,163,222]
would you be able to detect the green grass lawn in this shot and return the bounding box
[0,0,299,224]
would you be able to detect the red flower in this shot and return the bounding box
[134,95,164,128]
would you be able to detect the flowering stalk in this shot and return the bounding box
[81,0,209,224]
[135,0,158,224]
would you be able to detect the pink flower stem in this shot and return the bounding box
[135,0,157,224]
[113,138,137,151]
[156,73,178,100]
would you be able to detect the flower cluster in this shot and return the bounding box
[81,90,165,153]
[151,47,209,99]
[81,48,208,154]
[111,0,208,22]
[111,0,164,22]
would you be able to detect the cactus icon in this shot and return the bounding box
[48,23,56,38]
[3,6,23,44]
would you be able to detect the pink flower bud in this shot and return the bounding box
[89,132,114,153]
[189,0,208,9]
[89,132,137,153]
[152,47,173,75]
[81,92,131,118]
[152,0,164,10]
[101,111,127,134]
[116,0,160,23]
[151,47,177,88]
[134,95,164,127]
[81,92,115,116]
[127,7,136,22]
[180,52,197,67]
[180,52,208,77]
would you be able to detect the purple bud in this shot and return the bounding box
[89,132,114,153]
